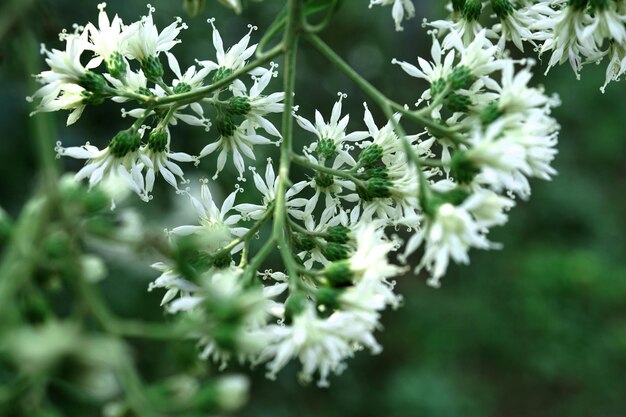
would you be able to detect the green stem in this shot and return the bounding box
[140,44,283,107]
[291,153,362,183]
[304,34,467,145]
[274,0,302,290]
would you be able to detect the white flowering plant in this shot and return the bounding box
[1,0,623,414]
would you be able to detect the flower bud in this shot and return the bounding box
[367,177,392,199]
[322,243,349,262]
[324,260,353,286]
[215,116,237,137]
[109,129,141,158]
[212,251,233,269]
[316,287,342,310]
[480,102,503,126]
[358,144,383,167]
[293,232,316,252]
[141,55,164,81]
[226,96,251,116]
[450,151,480,184]
[79,71,107,94]
[570,0,589,10]
[314,172,335,189]
[148,128,169,152]
[462,0,483,21]
[326,225,350,244]
[173,82,192,94]
[491,0,513,18]
[452,0,466,12]
[284,292,307,323]
[315,138,337,160]
[212,66,233,84]
[448,66,473,90]
[446,92,471,113]
[105,51,126,79]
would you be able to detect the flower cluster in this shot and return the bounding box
[424,0,626,91]
[34,2,564,387]
[31,3,283,204]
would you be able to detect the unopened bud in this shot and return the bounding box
[324,260,353,286]
[105,51,127,79]
[141,55,164,81]
[358,144,383,167]
[109,129,141,158]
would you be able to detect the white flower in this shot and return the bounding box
[122,5,187,61]
[231,63,285,139]
[296,93,369,166]
[55,135,148,202]
[258,303,382,386]
[148,262,200,306]
[348,222,404,282]
[403,201,498,288]
[30,83,86,126]
[84,3,126,68]
[368,0,416,31]
[170,181,247,253]
[392,33,455,86]
[139,127,196,194]
[197,20,259,74]
[198,120,276,180]
[235,160,305,220]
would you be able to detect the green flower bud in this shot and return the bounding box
[315,138,337,160]
[226,96,251,116]
[448,66,473,90]
[462,0,483,21]
[215,116,237,137]
[446,92,471,113]
[450,151,480,185]
[79,71,107,94]
[491,0,513,18]
[430,78,447,99]
[109,129,141,158]
[316,287,342,310]
[141,55,164,81]
[569,0,589,10]
[136,87,154,97]
[367,177,392,199]
[589,0,607,10]
[212,325,238,351]
[364,167,389,180]
[148,129,168,153]
[480,102,503,126]
[358,144,383,167]
[314,172,335,189]
[284,293,307,323]
[173,82,192,95]
[293,232,316,252]
[452,0,466,12]
[213,251,233,269]
[326,226,350,244]
[322,243,349,262]
[423,188,471,217]
[212,67,233,84]
[81,90,105,106]
[105,51,126,79]
[324,260,353,286]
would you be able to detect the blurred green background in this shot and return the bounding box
[1,0,625,416]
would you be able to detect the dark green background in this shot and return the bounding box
[1,0,625,416]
